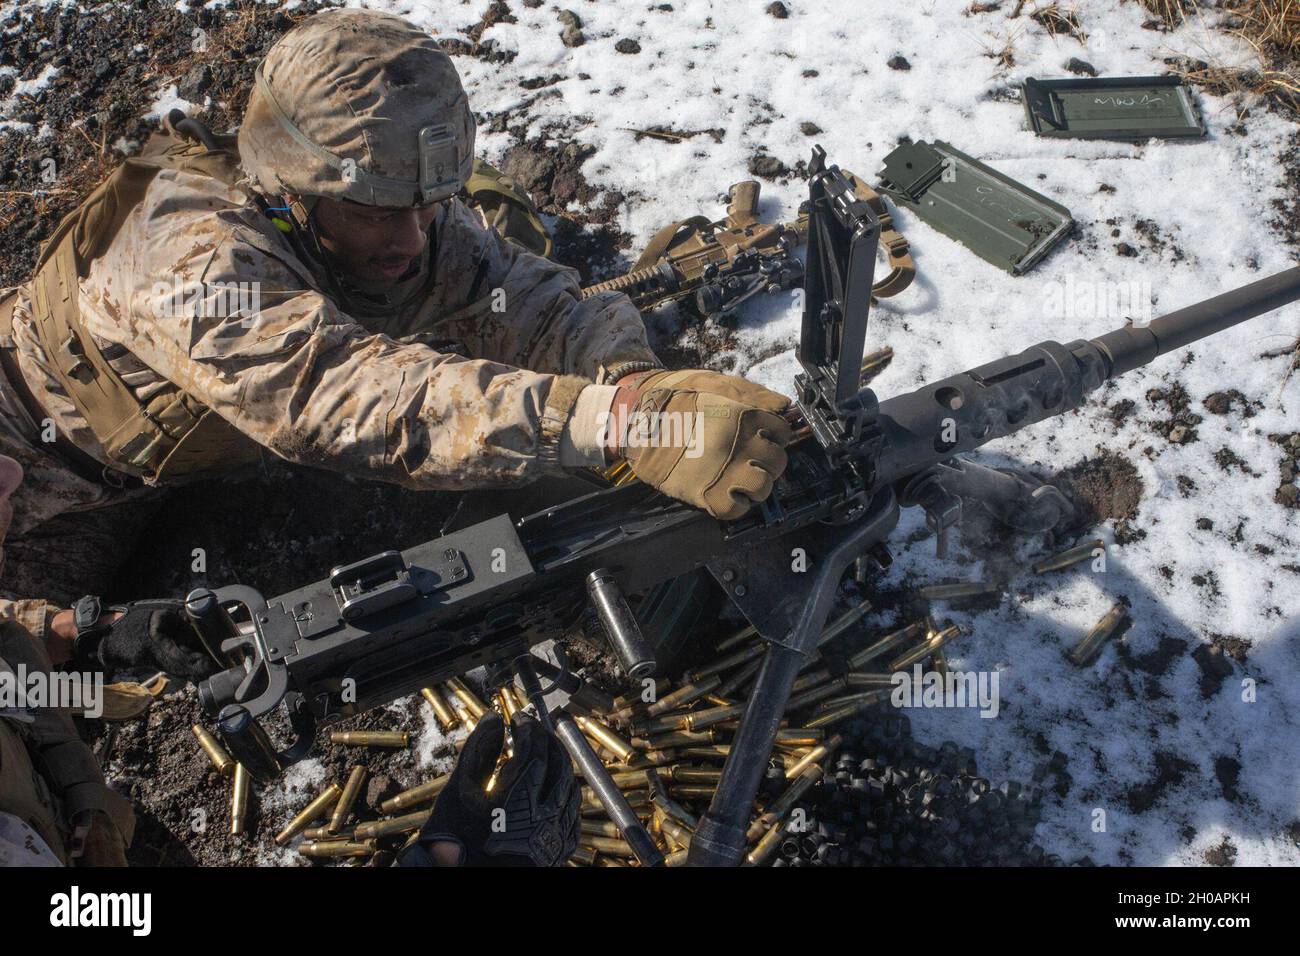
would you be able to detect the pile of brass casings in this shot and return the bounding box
[561,607,959,867]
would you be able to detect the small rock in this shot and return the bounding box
[748,154,788,179]
[365,773,399,810]
[887,55,911,71]
[558,10,585,47]
[1168,425,1191,444]
[1116,242,1138,257]
[1277,483,1299,508]
[615,38,642,54]
[1202,392,1232,415]
[522,0,543,6]
[766,1,790,18]
[799,121,822,136]
[1193,644,1233,679]
[1064,57,1098,76]
[1195,517,1213,530]
[177,64,213,102]
[802,69,819,77]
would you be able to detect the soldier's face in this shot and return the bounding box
[313,197,441,286]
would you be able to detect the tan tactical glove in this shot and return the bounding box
[622,369,792,415]
[610,371,793,520]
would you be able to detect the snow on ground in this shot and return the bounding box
[337,0,1300,865]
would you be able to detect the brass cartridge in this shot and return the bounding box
[275,782,343,846]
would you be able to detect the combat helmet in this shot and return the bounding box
[239,8,475,210]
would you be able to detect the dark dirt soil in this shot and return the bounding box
[104,687,438,867]
[0,0,339,290]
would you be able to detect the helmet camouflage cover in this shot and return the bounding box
[238,8,476,207]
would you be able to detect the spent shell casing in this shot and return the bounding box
[569,844,599,866]
[230,763,249,837]
[1069,602,1128,666]
[716,656,763,698]
[773,728,825,748]
[664,849,690,866]
[275,782,344,846]
[814,688,892,715]
[1033,538,1105,575]
[819,598,874,645]
[667,784,719,800]
[860,344,894,373]
[445,677,489,720]
[848,621,926,669]
[631,715,689,736]
[580,836,638,858]
[806,692,893,729]
[790,667,833,695]
[918,582,1001,601]
[380,774,450,814]
[575,716,635,763]
[299,839,377,859]
[581,819,623,838]
[329,765,368,834]
[303,826,352,841]
[746,766,822,841]
[659,817,693,851]
[785,677,849,713]
[646,674,722,716]
[888,624,961,672]
[354,809,431,840]
[844,672,896,689]
[496,687,518,721]
[421,686,459,730]
[446,693,479,732]
[609,678,671,718]
[329,731,409,748]
[640,728,718,750]
[784,734,842,780]
[678,745,731,762]
[193,724,235,776]
[663,766,722,785]
[683,702,746,732]
[715,624,758,653]
[688,644,764,684]
[932,644,950,676]
[646,788,699,830]
[745,820,789,867]
[597,856,630,867]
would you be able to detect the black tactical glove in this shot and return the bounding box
[400,712,579,867]
[71,596,217,681]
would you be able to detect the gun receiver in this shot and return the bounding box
[196,148,1300,866]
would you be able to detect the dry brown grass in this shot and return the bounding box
[1028,1,1089,43]
[1164,1,1300,114]
[1134,0,1196,28]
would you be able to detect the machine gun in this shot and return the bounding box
[194,147,1300,866]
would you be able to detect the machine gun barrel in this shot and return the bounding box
[871,267,1300,488]
[1093,266,1300,376]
